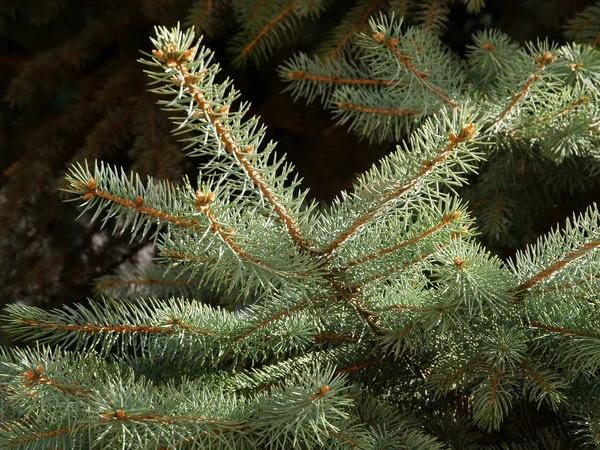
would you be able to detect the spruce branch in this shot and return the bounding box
[143,24,316,252]
[415,0,451,38]
[64,161,204,241]
[4,15,600,447]
[509,204,600,300]
[369,17,459,110]
[563,0,600,47]
[316,0,385,60]
[491,46,558,127]
[319,117,478,256]
[228,0,332,67]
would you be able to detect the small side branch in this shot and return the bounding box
[321,125,473,255]
[346,211,460,267]
[372,31,458,110]
[23,364,90,398]
[7,425,90,447]
[519,364,552,393]
[334,357,386,375]
[170,57,311,250]
[287,70,406,88]
[327,0,382,60]
[336,102,422,116]
[76,178,201,230]
[492,50,556,125]
[525,321,597,340]
[511,97,588,136]
[512,239,600,300]
[234,299,316,341]
[240,2,296,58]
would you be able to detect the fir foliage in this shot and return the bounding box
[280,11,600,247]
[2,19,600,448]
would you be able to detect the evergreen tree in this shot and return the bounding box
[1,15,600,447]
[2,0,595,307]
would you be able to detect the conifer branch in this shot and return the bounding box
[423,0,441,36]
[286,70,406,88]
[329,280,381,334]
[489,370,500,415]
[371,30,459,109]
[156,43,312,251]
[318,427,358,447]
[346,211,461,267]
[6,425,90,447]
[321,124,474,255]
[351,243,449,290]
[15,318,178,335]
[192,190,279,270]
[510,97,589,136]
[234,298,315,340]
[492,50,557,126]
[75,177,202,230]
[22,364,91,398]
[240,2,296,59]
[525,322,598,339]
[519,365,553,394]
[513,239,600,299]
[335,102,423,116]
[334,357,386,375]
[325,0,383,60]
[443,359,488,382]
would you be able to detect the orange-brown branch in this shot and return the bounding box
[335,357,385,375]
[535,272,600,293]
[372,31,458,109]
[351,243,449,290]
[526,322,597,339]
[287,70,405,87]
[8,425,89,445]
[346,211,460,267]
[241,2,296,57]
[310,385,330,400]
[100,409,247,430]
[423,0,439,36]
[321,125,473,255]
[17,317,215,336]
[177,62,311,251]
[167,317,216,336]
[513,239,600,298]
[481,42,501,64]
[195,200,276,269]
[328,0,382,60]
[23,364,90,397]
[329,280,381,334]
[77,179,201,230]
[511,97,588,136]
[490,371,500,413]
[17,318,176,334]
[318,427,357,447]
[336,101,422,115]
[519,364,552,393]
[234,299,315,340]
[493,51,556,125]
[444,359,488,381]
